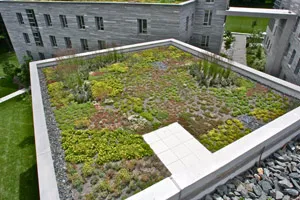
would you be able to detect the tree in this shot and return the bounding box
[2,56,32,87]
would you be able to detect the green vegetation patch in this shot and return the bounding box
[225,16,269,33]
[61,129,153,164]
[199,119,251,152]
[43,45,299,198]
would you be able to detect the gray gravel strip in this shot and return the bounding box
[38,69,73,200]
[203,137,300,200]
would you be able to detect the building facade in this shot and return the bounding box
[0,0,229,63]
[264,0,300,84]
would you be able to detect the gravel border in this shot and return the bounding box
[38,69,73,200]
[204,137,300,200]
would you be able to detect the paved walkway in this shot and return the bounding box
[231,34,247,65]
[0,88,29,104]
[143,122,213,189]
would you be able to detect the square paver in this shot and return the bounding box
[157,150,178,165]
[150,140,168,154]
[156,127,172,139]
[166,160,186,174]
[143,131,161,144]
[162,135,181,149]
[171,143,191,159]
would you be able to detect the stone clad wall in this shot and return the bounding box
[190,0,228,54]
[0,1,188,62]
[0,0,227,63]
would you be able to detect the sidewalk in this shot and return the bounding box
[0,88,30,104]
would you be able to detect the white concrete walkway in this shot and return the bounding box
[232,34,247,65]
[0,88,29,104]
[143,122,213,189]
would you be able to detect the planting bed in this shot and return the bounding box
[41,46,299,199]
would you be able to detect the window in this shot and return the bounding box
[293,17,299,32]
[289,50,296,65]
[49,35,57,47]
[60,15,68,28]
[186,16,189,31]
[44,14,52,26]
[284,43,290,56]
[137,19,147,34]
[98,40,106,50]
[205,0,214,2]
[26,50,33,59]
[33,31,43,46]
[203,10,212,26]
[266,39,271,49]
[77,16,85,29]
[201,35,209,47]
[16,13,24,24]
[64,37,72,48]
[23,33,30,44]
[191,13,194,26]
[80,39,89,50]
[273,26,277,35]
[95,17,104,30]
[26,9,38,27]
[294,59,300,74]
[39,52,45,60]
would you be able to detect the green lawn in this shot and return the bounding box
[0,95,39,200]
[0,50,19,97]
[225,16,270,33]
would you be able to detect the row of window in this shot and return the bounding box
[23,32,105,51]
[17,10,213,34]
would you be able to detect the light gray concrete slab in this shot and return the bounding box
[0,88,29,103]
[231,34,247,65]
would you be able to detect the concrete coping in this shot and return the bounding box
[30,38,300,200]
[0,0,195,6]
[217,6,297,19]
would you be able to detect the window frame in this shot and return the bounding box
[49,35,57,47]
[16,13,24,25]
[26,9,38,27]
[23,33,30,44]
[294,59,300,75]
[137,19,147,34]
[44,14,52,27]
[80,39,89,51]
[33,31,43,47]
[98,40,106,50]
[289,49,296,65]
[59,15,68,28]
[77,16,85,30]
[203,10,212,26]
[186,16,189,31]
[200,35,210,47]
[26,50,33,60]
[38,52,45,60]
[95,17,104,30]
[64,37,72,49]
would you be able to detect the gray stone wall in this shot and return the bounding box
[190,0,227,54]
[0,0,226,63]
[269,0,300,85]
